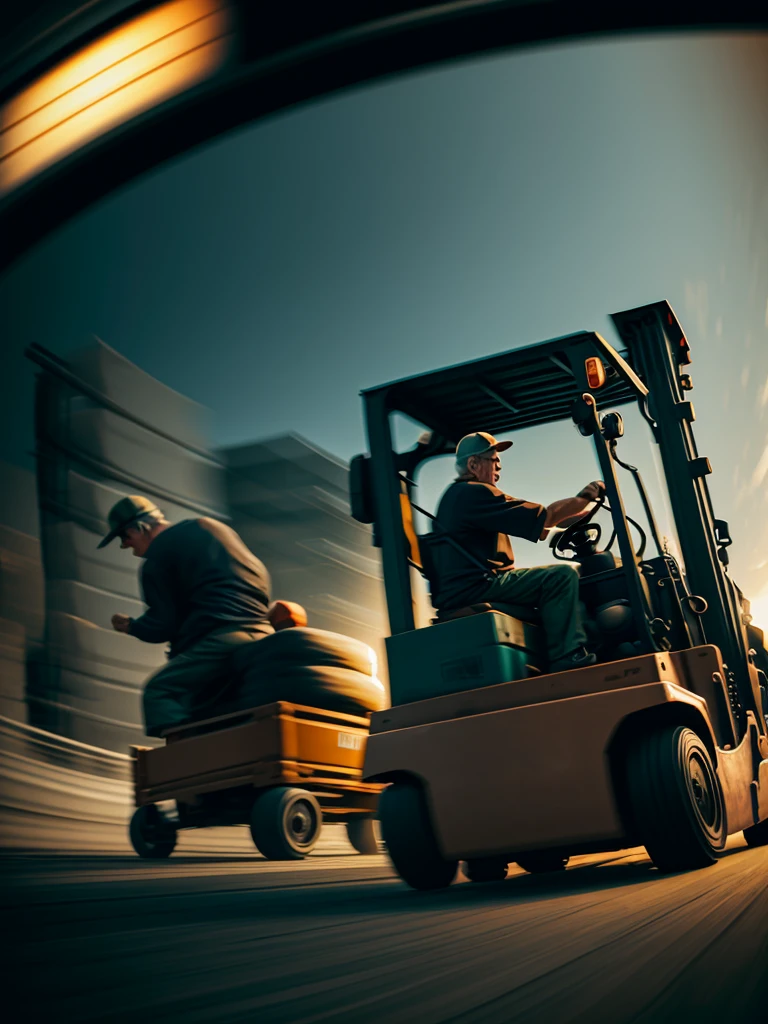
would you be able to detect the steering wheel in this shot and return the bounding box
[550,495,649,562]
[549,496,606,561]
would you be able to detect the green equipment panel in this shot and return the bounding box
[385,611,542,706]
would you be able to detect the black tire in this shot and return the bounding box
[347,816,379,855]
[743,817,768,848]
[250,787,322,860]
[378,783,458,891]
[514,851,569,874]
[129,805,177,859]
[625,725,726,872]
[464,857,509,882]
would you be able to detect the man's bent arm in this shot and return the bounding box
[128,608,175,644]
[128,564,177,644]
[540,496,593,539]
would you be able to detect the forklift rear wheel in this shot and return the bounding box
[129,805,177,859]
[379,783,458,891]
[464,857,509,882]
[514,852,569,874]
[250,787,322,860]
[743,817,768,848]
[347,816,379,855]
[625,725,726,872]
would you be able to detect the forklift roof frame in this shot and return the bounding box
[362,330,647,443]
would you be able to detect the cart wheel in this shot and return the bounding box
[129,805,177,859]
[625,725,726,872]
[378,783,457,891]
[250,787,322,860]
[347,816,379,855]
[743,817,768,848]
[464,857,508,882]
[514,851,569,874]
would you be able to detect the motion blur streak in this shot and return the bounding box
[0,0,232,195]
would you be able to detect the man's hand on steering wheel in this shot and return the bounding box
[577,480,606,502]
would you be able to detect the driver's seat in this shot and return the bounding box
[433,601,542,626]
[416,530,541,628]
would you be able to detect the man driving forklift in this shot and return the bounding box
[431,432,604,672]
[99,495,273,736]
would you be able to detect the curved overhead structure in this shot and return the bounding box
[1,0,766,269]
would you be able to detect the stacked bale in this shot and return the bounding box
[223,435,388,693]
[0,463,45,723]
[30,338,226,752]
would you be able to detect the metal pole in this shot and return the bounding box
[363,391,416,635]
[571,386,656,653]
[611,304,752,714]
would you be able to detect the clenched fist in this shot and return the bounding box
[578,480,606,501]
[111,613,131,634]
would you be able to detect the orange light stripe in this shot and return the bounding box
[0,0,231,194]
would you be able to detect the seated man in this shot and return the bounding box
[431,432,604,672]
[100,495,273,736]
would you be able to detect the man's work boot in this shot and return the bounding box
[549,647,597,673]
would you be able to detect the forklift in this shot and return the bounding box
[350,299,768,889]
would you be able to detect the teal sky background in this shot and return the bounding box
[2,31,767,613]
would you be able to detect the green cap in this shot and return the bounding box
[97,495,161,549]
[455,431,513,463]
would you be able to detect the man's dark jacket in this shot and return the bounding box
[430,481,546,609]
[128,518,272,657]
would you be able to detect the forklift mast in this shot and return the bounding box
[610,301,751,704]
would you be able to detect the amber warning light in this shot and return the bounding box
[585,357,606,389]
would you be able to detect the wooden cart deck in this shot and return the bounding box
[131,700,384,814]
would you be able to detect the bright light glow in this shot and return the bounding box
[366,645,378,679]
[0,0,231,194]
[749,584,768,631]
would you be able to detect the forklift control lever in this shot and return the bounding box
[600,411,624,441]
[682,594,709,616]
[571,394,598,437]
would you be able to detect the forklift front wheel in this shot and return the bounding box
[129,805,177,859]
[378,783,458,891]
[250,787,322,860]
[743,817,768,848]
[514,851,569,874]
[625,725,726,872]
[347,816,379,855]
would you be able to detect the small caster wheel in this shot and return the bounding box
[464,857,508,883]
[347,816,379,855]
[129,805,177,859]
[250,787,322,860]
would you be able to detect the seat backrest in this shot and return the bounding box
[416,530,439,585]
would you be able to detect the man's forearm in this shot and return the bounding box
[127,611,173,643]
[544,496,592,529]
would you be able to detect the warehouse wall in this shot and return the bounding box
[30,339,227,752]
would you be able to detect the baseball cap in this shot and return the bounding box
[97,495,161,549]
[455,431,513,463]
